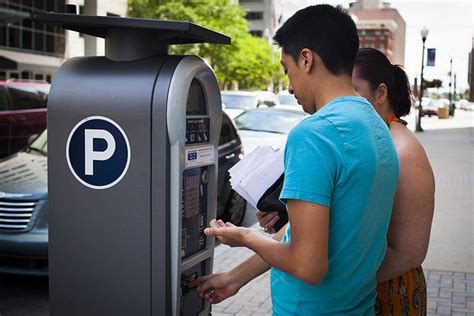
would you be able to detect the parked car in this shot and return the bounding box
[464,102,474,111]
[457,99,474,111]
[422,99,440,117]
[277,90,298,106]
[0,112,246,275]
[221,90,278,119]
[0,80,49,159]
[234,106,308,154]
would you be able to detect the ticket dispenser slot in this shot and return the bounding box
[33,8,229,316]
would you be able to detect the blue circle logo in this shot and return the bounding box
[66,116,131,189]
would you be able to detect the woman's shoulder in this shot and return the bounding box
[389,124,434,183]
[389,123,426,161]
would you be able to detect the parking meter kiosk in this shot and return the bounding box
[32,9,229,316]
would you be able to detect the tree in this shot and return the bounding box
[128,0,285,90]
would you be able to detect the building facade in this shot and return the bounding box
[349,0,406,66]
[239,0,281,40]
[469,38,473,101]
[0,0,127,82]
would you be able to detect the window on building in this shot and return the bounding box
[250,30,263,37]
[365,30,375,38]
[21,71,30,79]
[246,11,263,20]
[0,0,66,57]
[0,26,6,46]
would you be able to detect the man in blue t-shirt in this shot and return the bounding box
[191,5,399,315]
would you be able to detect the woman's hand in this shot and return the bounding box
[256,210,280,233]
[189,272,241,304]
[204,219,254,247]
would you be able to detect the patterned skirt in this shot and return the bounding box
[375,266,427,316]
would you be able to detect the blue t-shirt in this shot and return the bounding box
[272,96,399,315]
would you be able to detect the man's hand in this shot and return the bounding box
[204,219,254,247]
[256,210,280,233]
[189,272,241,304]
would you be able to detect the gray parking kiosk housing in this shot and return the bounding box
[32,8,229,316]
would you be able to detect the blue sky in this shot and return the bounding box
[280,0,473,93]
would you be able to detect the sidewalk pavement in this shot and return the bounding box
[211,110,474,316]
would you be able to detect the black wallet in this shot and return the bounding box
[256,174,289,231]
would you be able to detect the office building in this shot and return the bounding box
[349,0,406,66]
[0,0,127,82]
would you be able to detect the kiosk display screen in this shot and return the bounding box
[181,167,208,258]
[186,118,210,144]
[186,79,207,115]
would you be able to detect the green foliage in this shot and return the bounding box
[128,0,285,90]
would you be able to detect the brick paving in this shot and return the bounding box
[211,244,474,316]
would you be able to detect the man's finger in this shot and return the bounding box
[263,213,278,225]
[189,274,210,288]
[204,227,218,236]
[259,212,278,227]
[266,215,280,231]
[209,219,219,228]
[198,277,216,296]
[256,210,265,220]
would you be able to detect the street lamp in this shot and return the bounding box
[416,26,429,132]
[449,56,454,116]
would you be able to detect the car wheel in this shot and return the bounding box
[224,190,246,226]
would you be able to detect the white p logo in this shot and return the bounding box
[84,129,116,176]
[67,116,130,190]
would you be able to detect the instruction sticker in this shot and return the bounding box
[185,145,215,168]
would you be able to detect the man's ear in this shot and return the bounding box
[375,83,388,105]
[300,48,314,73]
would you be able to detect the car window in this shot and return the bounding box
[221,94,258,110]
[219,113,237,146]
[235,110,305,134]
[278,94,298,105]
[6,85,48,110]
[0,87,8,111]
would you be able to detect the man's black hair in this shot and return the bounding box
[274,4,359,76]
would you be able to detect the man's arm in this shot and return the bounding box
[228,224,287,288]
[192,224,287,302]
[206,202,329,285]
[243,199,329,285]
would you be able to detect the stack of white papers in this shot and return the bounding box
[229,146,284,209]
